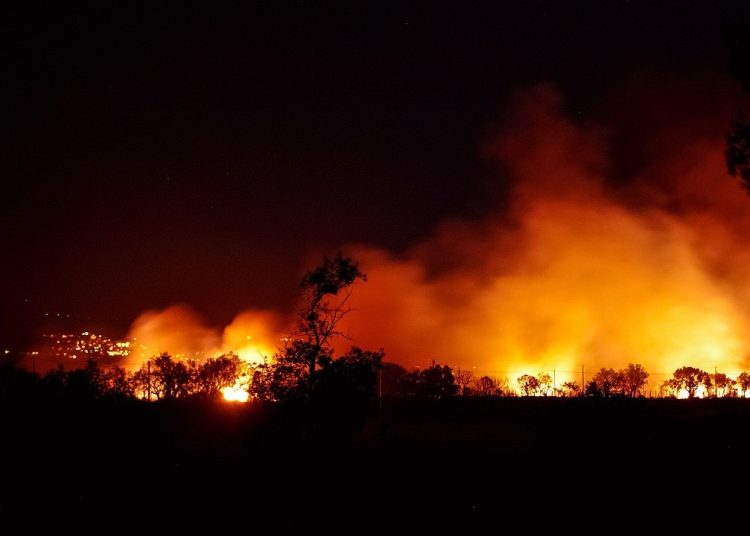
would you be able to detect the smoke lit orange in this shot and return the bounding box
[336,83,750,388]
[122,81,750,394]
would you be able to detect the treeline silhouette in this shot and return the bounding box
[4,354,750,403]
[0,353,454,404]
[0,353,246,401]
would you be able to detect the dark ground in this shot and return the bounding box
[2,397,748,532]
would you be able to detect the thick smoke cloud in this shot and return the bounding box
[126,305,282,369]
[334,81,750,384]
[126,78,750,387]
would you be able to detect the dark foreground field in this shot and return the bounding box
[3,397,749,532]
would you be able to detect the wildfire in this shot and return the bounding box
[120,81,750,394]
[118,307,282,402]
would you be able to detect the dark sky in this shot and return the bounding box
[3,1,749,346]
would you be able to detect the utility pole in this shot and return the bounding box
[33,353,37,375]
[715,366,718,398]
[147,360,151,401]
[553,369,556,395]
[581,364,584,393]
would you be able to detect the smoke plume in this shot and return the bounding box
[125,78,750,387]
[334,80,750,384]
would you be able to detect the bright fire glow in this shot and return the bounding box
[221,384,250,402]
[122,308,283,402]
[221,311,279,366]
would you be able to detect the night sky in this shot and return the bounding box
[4,1,749,347]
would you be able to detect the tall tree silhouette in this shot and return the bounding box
[297,253,366,384]
[250,253,373,403]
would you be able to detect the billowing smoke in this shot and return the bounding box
[124,78,750,388]
[126,304,220,365]
[126,304,282,369]
[220,309,283,365]
[333,81,750,385]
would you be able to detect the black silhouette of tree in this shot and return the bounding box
[39,365,67,398]
[660,378,682,398]
[474,375,502,396]
[517,374,540,396]
[250,254,382,406]
[379,362,408,397]
[0,359,38,399]
[103,366,133,398]
[129,366,151,399]
[297,253,366,384]
[585,380,603,397]
[737,371,750,397]
[296,346,385,435]
[313,347,384,404]
[195,354,244,398]
[455,369,474,395]
[250,340,330,401]
[591,368,624,398]
[66,359,106,399]
[701,373,714,398]
[671,367,709,399]
[621,363,649,397]
[146,353,195,399]
[713,372,736,398]
[560,381,581,397]
[401,363,458,398]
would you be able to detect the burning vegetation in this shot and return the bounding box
[10,81,750,403]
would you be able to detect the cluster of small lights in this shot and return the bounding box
[40,331,131,360]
